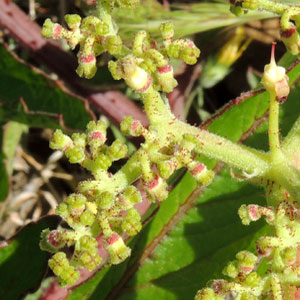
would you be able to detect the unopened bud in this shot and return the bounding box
[142,174,168,201]
[77,54,97,79]
[281,25,300,55]
[121,116,143,136]
[261,44,289,102]
[105,233,131,264]
[195,287,224,300]
[189,162,214,186]
[50,129,72,151]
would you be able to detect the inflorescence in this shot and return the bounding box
[40,0,300,298]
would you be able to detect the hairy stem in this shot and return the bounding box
[268,91,284,162]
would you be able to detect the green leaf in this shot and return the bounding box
[67,58,300,299]
[0,46,91,130]
[0,216,60,300]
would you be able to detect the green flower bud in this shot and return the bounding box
[65,146,85,164]
[42,18,56,38]
[56,202,69,220]
[160,22,174,40]
[87,121,107,142]
[72,133,87,148]
[167,39,200,65]
[189,162,214,186]
[256,236,279,257]
[142,174,168,202]
[230,5,245,17]
[49,252,79,286]
[50,129,72,151]
[80,210,96,226]
[236,250,257,274]
[122,208,142,236]
[76,55,97,79]
[79,235,98,251]
[79,251,101,270]
[105,233,131,264]
[195,287,224,300]
[96,191,115,209]
[105,35,122,55]
[94,153,112,170]
[108,139,128,161]
[95,21,109,35]
[244,272,261,288]
[80,16,100,33]
[64,14,81,30]
[108,60,122,80]
[223,261,239,278]
[242,0,258,10]
[124,186,142,205]
[67,193,87,215]
[157,159,178,178]
[120,116,143,136]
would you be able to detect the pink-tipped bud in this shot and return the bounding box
[105,233,131,264]
[90,131,105,141]
[188,162,214,186]
[142,174,168,202]
[49,231,62,248]
[53,24,63,39]
[281,25,300,56]
[238,204,275,225]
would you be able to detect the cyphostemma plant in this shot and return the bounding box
[40,0,300,298]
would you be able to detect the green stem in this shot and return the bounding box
[268,92,284,162]
[141,86,270,176]
[180,121,270,176]
[257,0,288,15]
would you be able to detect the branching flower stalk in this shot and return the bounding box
[39,0,300,297]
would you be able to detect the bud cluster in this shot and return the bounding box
[119,118,214,203]
[50,121,128,180]
[40,120,146,285]
[195,199,300,300]
[42,1,200,96]
[229,0,300,56]
[42,3,123,78]
[109,23,199,94]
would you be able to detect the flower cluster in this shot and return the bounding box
[196,199,300,300]
[40,0,205,284]
[40,0,300,294]
[109,23,199,93]
[229,0,300,55]
[40,120,144,285]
